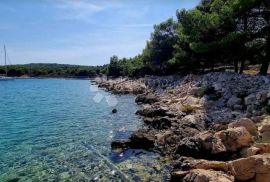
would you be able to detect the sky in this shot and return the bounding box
[0,0,200,66]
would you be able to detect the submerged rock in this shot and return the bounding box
[111,139,131,153]
[129,129,155,149]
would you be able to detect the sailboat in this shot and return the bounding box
[0,45,14,81]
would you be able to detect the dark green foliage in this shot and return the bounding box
[106,0,269,77]
[0,63,102,78]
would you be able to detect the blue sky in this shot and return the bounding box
[0,0,200,66]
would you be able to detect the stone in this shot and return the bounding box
[228,154,270,182]
[155,130,173,145]
[228,118,257,136]
[245,94,256,105]
[176,127,253,158]
[256,91,268,103]
[143,117,172,129]
[183,169,234,182]
[129,129,155,149]
[215,127,254,152]
[259,123,270,142]
[170,170,189,181]
[192,160,229,172]
[111,139,131,153]
[136,106,168,117]
[135,93,158,104]
[233,104,243,110]
[227,96,242,109]
[254,143,270,153]
[240,146,261,157]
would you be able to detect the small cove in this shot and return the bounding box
[0,79,170,181]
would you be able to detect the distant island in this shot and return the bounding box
[0,63,106,78]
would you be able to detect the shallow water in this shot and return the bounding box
[0,79,170,182]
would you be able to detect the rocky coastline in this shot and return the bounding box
[95,72,270,182]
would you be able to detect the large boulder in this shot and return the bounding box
[215,127,254,153]
[180,154,270,182]
[228,154,270,182]
[176,127,253,158]
[135,93,158,104]
[228,118,257,136]
[129,129,155,149]
[182,169,234,182]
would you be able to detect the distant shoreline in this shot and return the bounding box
[12,76,94,80]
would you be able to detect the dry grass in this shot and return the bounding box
[181,104,198,114]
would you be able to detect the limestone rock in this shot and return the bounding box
[183,169,234,182]
[177,127,253,159]
[191,160,229,172]
[259,123,270,142]
[229,154,270,181]
[215,127,254,152]
[240,146,261,157]
[228,118,257,136]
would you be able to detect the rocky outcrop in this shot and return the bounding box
[176,127,254,159]
[229,154,270,181]
[96,73,270,181]
[173,154,270,182]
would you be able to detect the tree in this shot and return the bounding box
[142,18,178,73]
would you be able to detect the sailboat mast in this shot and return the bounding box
[4,44,7,76]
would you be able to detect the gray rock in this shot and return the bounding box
[256,91,268,103]
[245,94,256,106]
[227,96,242,109]
[267,92,270,99]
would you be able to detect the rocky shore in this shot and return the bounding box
[95,72,270,182]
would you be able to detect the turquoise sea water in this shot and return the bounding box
[0,79,169,182]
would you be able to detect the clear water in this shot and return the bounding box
[0,79,170,182]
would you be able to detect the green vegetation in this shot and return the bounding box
[105,0,270,77]
[0,63,105,78]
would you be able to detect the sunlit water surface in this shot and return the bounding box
[0,79,170,182]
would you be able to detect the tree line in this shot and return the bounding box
[0,63,104,78]
[105,0,270,77]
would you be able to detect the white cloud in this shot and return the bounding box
[54,0,123,22]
